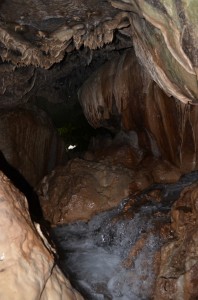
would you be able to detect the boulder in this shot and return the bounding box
[0,171,83,300]
[37,154,182,225]
[37,158,134,224]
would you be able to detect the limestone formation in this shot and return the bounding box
[86,132,182,186]
[0,0,129,68]
[0,1,198,299]
[0,104,66,186]
[85,131,143,169]
[0,0,198,107]
[37,144,182,225]
[0,171,83,300]
[0,64,36,108]
[37,158,134,224]
[79,50,198,173]
[155,183,198,299]
[110,0,198,104]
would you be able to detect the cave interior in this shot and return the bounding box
[0,1,198,300]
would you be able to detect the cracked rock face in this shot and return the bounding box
[0,172,83,300]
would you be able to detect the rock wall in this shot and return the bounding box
[0,64,36,108]
[155,183,198,299]
[110,0,198,104]
[0,171,83,300]
[0,104,66,186]
[79,50,198,173]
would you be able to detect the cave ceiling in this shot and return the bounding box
[0,0,132,108]
[0,0,130,67]
[0,0,198,108]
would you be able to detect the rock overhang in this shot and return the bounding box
[0,0,130,68]
[0,0,198,105]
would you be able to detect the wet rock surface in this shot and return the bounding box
[37,158,134,225]
[155,182,198,300]
[0,171,84,300]
[0,104,66,186]
[51,171,198,300]
[37,130,183,226]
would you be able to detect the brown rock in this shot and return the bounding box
[151,160,182,184]
[86,131,144,169]
[129,158,181,194]
[0,104,66,186]
[0,64,36,108]
[79,50,198,173]
[155,183,198,299]
[122,234,147,268]
[112,0,198,105]
[0,171,83,300]
[0,0,198,110]
[147,189,162,203]
[94,143,141,169]
[130,168,153,193]
[37,158,134,224]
